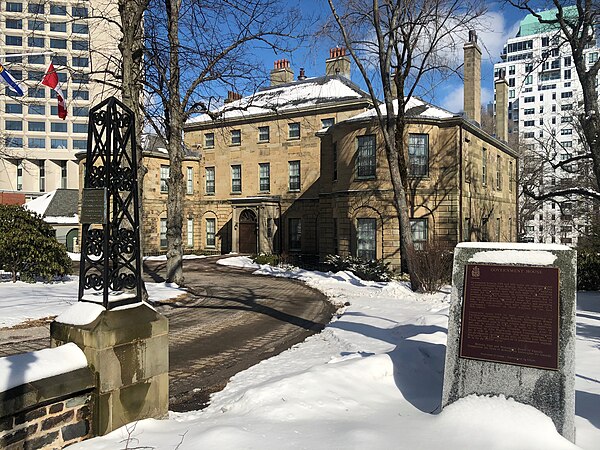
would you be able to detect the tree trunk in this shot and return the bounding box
[165,0,185,285]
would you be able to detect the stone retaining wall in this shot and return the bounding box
[0,367,95,449]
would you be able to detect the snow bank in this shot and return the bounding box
[0,343,87,393]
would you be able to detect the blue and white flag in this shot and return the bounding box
[0,62,24,96]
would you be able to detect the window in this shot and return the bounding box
[564,69,571,80]
[187,218,194,248]
[542,36,550,47]
[524,120,534,127]
[73,107,89,117]
[288,218,301,251]
[72,56,89,67]
[160,218,167,248]
[509,161,513,192]
[28,2,44,14]
[524,75,533,85]
[186,167,194,194]
[231,165,241,192]
[482,148,487,185]
[410,219,428,251]
[50,4,66,15]
[51,139,68,149]
[464,218,471,242]
[561,129,573,135]
[288,123,300,139]
[206,218,216,247]
[5,136,23,148]
[205,132,214,148]
[409,134,429,176]
[508,78,515,87]
[561,91,573,98]
[509,90,515,99]
[73,90,89,100]
[160,165,169,193]
[38,160,45,192]
[259,163,270,192]
[60,161,67,188]
[28,36,45,48]
[205,167,215,194]
[72,73,89,84]
[72,6,88,17]
[332,142,338,181]
[589,52,599,64]
[6,2,23,12]
[258,126,269,142]
[28,138,45,148]
[6,35,22,46]
[50,22,67,32]
[6,18,22,29]
[28,104,45,115]
[356,135,376,178]
[29,19,44,31]
[50,38,67,49]
[72,23,89,34]
[508,65,515,75]
[356,218,376,261]
[5,54,22,63]
[73,140,87,150]
[288,160,301,191]
[72,40,89,51]
[321,117,335,128]
[231,129,241,145]
[16,160,23,191]
[5,103,22,114]
[28,121,45,132]
[73,123,87,133]
[561,116,573,123]
[28,54,45,65]
[6,120,22,131]
[28,87,45,98]
[496,155,501,190]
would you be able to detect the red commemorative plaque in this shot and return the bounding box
[460,264,560,370]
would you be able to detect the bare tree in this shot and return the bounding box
[326,0,486,291]
[507,0,600,202]
[143,0,299,284]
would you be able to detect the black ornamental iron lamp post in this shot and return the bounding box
[78,97,142,309]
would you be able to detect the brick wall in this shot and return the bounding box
[0,367,94,450]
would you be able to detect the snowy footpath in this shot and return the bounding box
[2,256,598,449]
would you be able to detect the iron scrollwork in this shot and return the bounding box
[78,97,142,309]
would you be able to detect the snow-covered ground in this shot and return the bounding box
[1,256,597,449]
[65,256,598,450]
[0,276,185,328]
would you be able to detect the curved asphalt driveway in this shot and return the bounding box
[144,256,336,412]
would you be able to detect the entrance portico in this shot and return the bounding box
[231,197,281,254]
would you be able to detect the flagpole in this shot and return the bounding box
[0,51,55,59]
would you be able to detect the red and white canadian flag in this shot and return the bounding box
[42,62,67,120]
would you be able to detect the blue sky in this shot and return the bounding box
[255,1,531,113]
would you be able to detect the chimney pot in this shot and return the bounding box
[298,68,306,80]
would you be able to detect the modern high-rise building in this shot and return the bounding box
[494,6,599,246]
[0,0,119,201]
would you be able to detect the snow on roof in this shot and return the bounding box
[24,191,55,216]
[23,189,79,224]
[346,97,456,122]
[187,76,369,124]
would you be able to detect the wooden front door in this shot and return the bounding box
[238,209,257,254]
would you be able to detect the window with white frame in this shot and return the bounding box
[231,165,242,192]
[356,218,376,261]
[321,117,335,128]
[408,134,429,176]
[187,218,194,247]
[160,218,167,248]
[206,218,216,247]
[204,132,214,148]
[258,126,270,142]
[482,148,487,185]
[259,163,270,192]
[289,160,300,191]
[496,155,501,190]
[231,129,241,145]
[288,122,300,139]
[410,219,428,251]
[205,167,215,194]
[186,167,193,194]
[356,135,376,178]
[160,165,169,193]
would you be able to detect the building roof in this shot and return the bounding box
[186,75,371,125]
[343,97,457,123]
[517,5,577,37]
[24,189,79,224]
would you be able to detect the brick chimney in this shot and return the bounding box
[494,70,509,142]
[270,59,294,86]
[325,47,351,79]
[224,90,242,104]
[463,30,481,124]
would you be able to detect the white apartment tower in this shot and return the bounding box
[0,0,119,200]
[494,6,599,246]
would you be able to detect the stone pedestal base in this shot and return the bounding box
[51,303,168,436]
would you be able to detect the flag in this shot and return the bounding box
[0,62,24,96]
[42,62,67,120]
